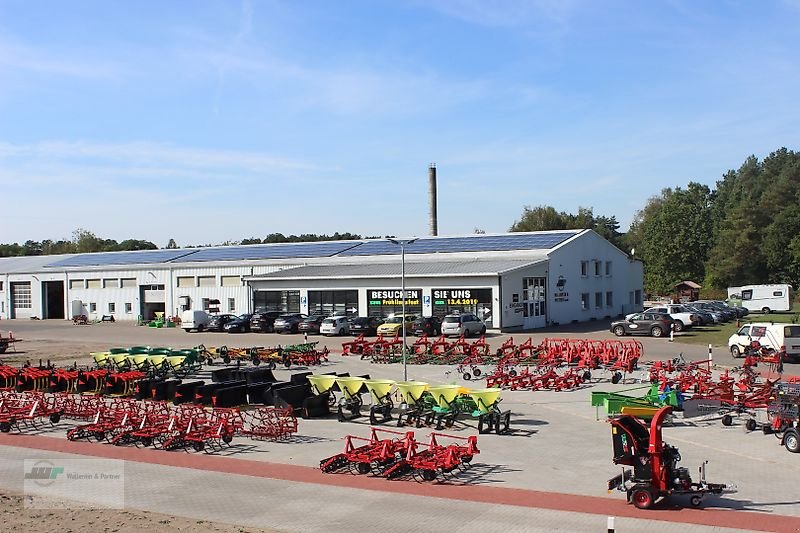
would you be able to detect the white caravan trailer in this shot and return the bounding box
[727,284,794,313]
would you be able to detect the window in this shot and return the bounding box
[102,279,118,289]
[595,292,603,308]
[253,291,301,313]
[228,298,236,313]
[121,278,136,288]
[634,290,642,304]
[309,290,359,316]
[198,276,216,287]
[594,261,602,276]
[86,279,101,289]
[605,261,612,276]
[741,290,753,301]
[581,293,589,310]
[89,302,97,313]
[774,291,783,297]
[0,281,3,291]
[580,261,588,277]
[177,276,195,288]
[69,279,84,290]
[606,291,613,308]
[108,302,116,313]
[125,303,132,314]
[221,276,240,287]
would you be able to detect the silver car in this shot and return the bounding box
[441,313,486,337]
[320,316,350,336]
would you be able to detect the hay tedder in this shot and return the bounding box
[607,406,726,509]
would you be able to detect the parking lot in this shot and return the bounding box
[0,320,799,532]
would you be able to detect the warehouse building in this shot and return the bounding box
[0,230,643,330]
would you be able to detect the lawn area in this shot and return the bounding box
[677,312,800,347]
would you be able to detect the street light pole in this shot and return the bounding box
[388,237,417,381]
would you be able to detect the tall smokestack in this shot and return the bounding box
[428,163,438,236]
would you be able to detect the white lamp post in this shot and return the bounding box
[387,237,417,381]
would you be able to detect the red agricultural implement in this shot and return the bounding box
[320,427,417,475]
[383,432,480,483]
[0,391,63,433]
[608,406,726,509]
[235,407,298,441]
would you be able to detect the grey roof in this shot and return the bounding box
[247,258,545,280]
[0,229,583,274]
[0,254,77,274]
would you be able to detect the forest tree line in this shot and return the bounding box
[2,147,798,295]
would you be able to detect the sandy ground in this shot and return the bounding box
[0,490,274,532]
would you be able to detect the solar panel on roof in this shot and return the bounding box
[338,232,579,257]
[46,249,196,268]
[180,241,362,262]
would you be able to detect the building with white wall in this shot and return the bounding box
[0,230,643,330]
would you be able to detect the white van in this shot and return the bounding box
[728,322,800,361]
[180,310,210,332]
[727,284,793,313]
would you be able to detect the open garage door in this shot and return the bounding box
[42,280,65,319]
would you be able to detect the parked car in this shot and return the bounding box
[273,313,308,334]
[223,314,253,333]
[206,314,238,332]
[441,313,486,338]
[321,316,351,336]
[180,310,209,332]
[728,322,800,360]
[376,314,416,337]
[348,316,383,336]
[629,304,697,332]
[691,302,729,323]
[250,311,282,333]
[610,312,674,337]
[412,316,442,337]
[299,315,326,334]
[682,304,714,326]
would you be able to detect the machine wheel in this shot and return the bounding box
[673,320,684,332]
[745,419,757,432]
[473,368,482,377]
[420,469,437,482]
[611,372,623,384]
[508,369,518,377]
[613,326,626,337]
[497,412,511,434]
[49,413,61,424]
[222,433,233,444]
[94,431,106,442]
[650,326,664,338]
[784,429,800,453]
[140,437,153,448]
[721,414,733,426]
[762,307,771,314]
[192,441,205,452]
[583,370,592,381]
[690,495,702,507]
[631,486,655,509]
[355,462,371,475]
[0,422,10,433]
[462,372,471,381]
[730,345,741,358]
[268,361,277,370]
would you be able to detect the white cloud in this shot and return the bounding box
[0,37,131,80]
[419,0,580,29]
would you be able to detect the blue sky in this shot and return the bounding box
[0,0,798,247]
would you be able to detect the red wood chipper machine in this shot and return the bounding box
[607,406,727,509]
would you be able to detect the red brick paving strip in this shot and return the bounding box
[2,433,798,533]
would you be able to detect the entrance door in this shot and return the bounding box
[522,277,547,329]
[140,284,166,321]
[42,281,65,319]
